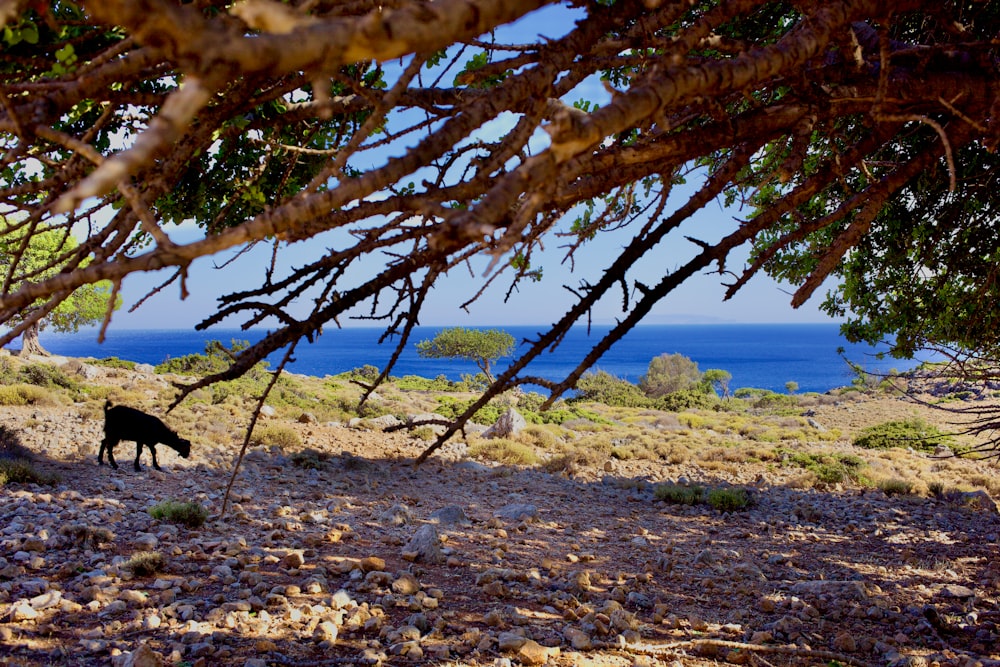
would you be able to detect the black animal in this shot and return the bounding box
[99,401,191,472]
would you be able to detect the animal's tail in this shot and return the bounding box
[104,399,112,414]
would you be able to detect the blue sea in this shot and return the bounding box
[34,324,925,394]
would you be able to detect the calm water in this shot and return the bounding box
[36,324,922,394]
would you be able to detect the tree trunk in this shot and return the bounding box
[18,322,48,357]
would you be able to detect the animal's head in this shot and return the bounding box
[173,437,192,459]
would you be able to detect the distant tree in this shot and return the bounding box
[0,225,120,356]
[703,369,733,398]
[785,381,799,394]
[639,353,702,398]
[416,328,515,384]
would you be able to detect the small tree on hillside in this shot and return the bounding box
[639,353,702,398]
[703,369,733,398]
[0,225,120,356]
[416,327,515,384]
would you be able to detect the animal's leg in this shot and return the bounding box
[133,442,144,472]
[102,438,120,470]
[148,444,161,471]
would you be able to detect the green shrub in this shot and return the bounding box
[394,374,456,391]
[0,357,19,384]
[124,551,166,576]
[777,449,868,484]
[654,482,705,505]
[658,388,720,412]
[853,418,951,452]
[149,500,208,528]
[289,448,330,469]
[410,426,437,441]
[19,363,77,390]
[639,353,702,398]
[156,339,263,377]
[0,458,59,486]
[349,365,380,382]
[433,396,503,424]
[706,487,752,511]
[91,357,137,370]
[878,477,916,496]
[250,424,302,450]
[572,370,652,407]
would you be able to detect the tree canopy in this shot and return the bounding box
[0,0,997,458]
[416,327,515,384]
[0,222,120,355]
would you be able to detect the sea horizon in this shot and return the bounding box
[32,322,926,395]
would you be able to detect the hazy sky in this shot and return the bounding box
[91,5,839,332]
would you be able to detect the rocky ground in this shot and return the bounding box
[2,361,1000,667]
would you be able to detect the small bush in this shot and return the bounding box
[878,477,916,496]
[91,357,137,370]
[543,447,607,473]
[410,426,437,441]
[706,487,752,511]
[572,370,653,407]
[433,396,503,424]
[289,448,330,469]
[0,383,59,406]
[149,500,208,528]
[654,482,705,505]
[777,449,868,485]
[658,389,720,412]
[853,418,951,452]
[19,363,77,390]
[124,551,166,577]
[349,365,380,382]
[467,438,540,465]
[59,523,115,548]
[640,353,702,398]
[394,374,456,391]
[0,458,59,486]
[250,424,302,450]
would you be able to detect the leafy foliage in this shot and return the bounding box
[124,551,166,577]
[148,500,209,529]
[852,419,952,452]
[0,224,120,353]
[639,353,703,398]
[573,371,653,407]
[250,424,303,450]
[416,328,515,384]
[0,458,59,486]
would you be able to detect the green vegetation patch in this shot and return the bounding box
[467,438,540,465]
[249,424,302,450]
[91,357,138,370]
[776,448,868,485]
[0,458,60,486]
[654,482,705,505]
[654,482,752,511]
[852,418,952,452]
[149,500,208,528]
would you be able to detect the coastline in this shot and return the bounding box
[30,322,920,395]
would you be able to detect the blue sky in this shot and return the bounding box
[96,4,839,331]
